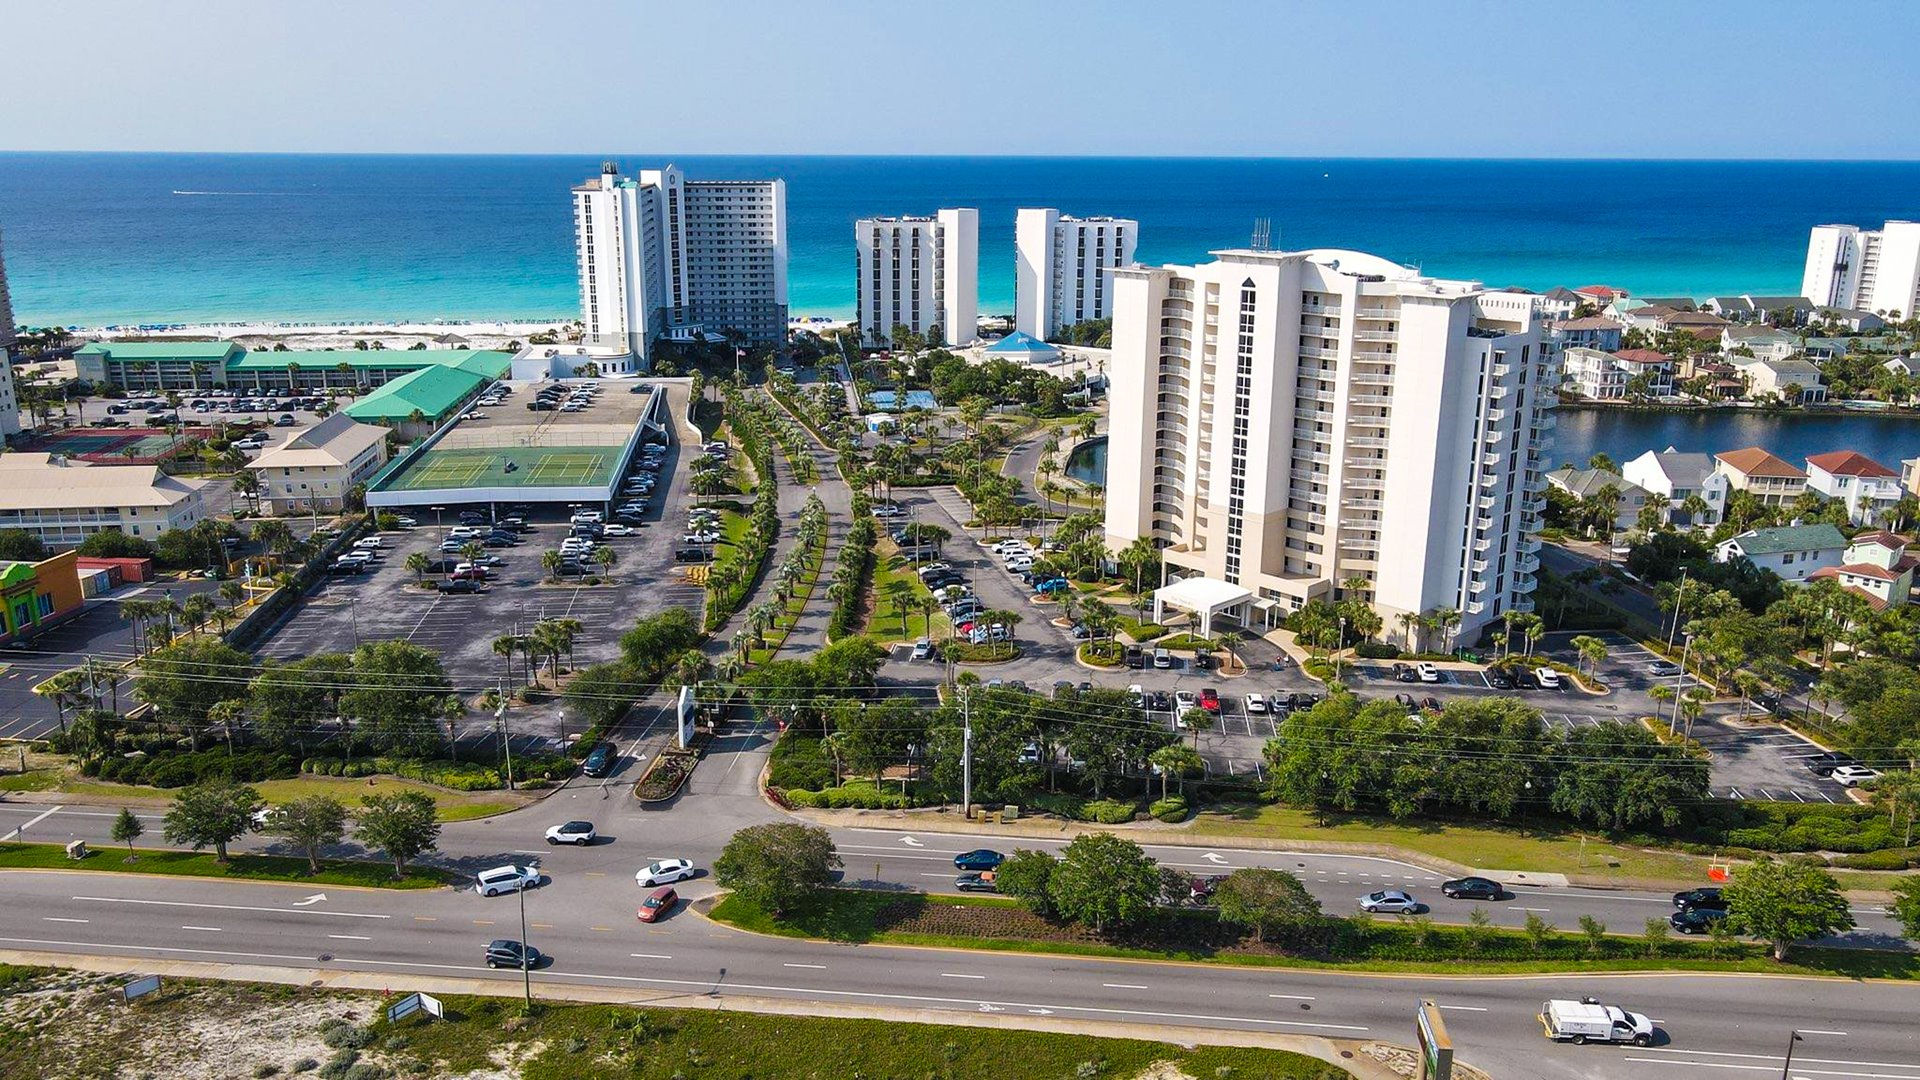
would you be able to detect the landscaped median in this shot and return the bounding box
[0,841,456,889]
[707,888,1920,980]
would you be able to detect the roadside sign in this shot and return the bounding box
[122,975,161,1003]
[1416,999,1453,1080]
[387,991,444,1023]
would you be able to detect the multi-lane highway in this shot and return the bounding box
[3,720,1918,1079]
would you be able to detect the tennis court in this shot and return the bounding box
[26,426,212,464]
[381,444,621,492]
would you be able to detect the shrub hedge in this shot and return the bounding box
[88,748,299,788]
[1150,796,1189,822]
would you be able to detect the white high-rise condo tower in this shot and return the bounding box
[1014,208,1138,340]
[1802,221,1920,318]
[855,209,978,347]
[1102,247,1554,647]
[573,163,788,364]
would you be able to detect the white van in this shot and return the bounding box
[1538,998,1653,1046]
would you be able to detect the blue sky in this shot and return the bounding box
[6,0,1919,158]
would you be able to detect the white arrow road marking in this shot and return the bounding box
[1028,1008,1054,1015]
[1201,852,1228,864]
[72,896,389,920]
[900,837,924,847]
[977,1003,1003,1012]
[292,893,327,907]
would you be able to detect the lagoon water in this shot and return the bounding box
[7,154,1920,326]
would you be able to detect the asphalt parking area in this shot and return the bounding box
[256,440,702,701]
[1689,712,1852,803]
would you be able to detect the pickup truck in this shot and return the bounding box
[1538,998,1654,1046]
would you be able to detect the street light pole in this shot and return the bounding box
[496,701,515,792]
[960,688,972,820]
[1780,1030,1802,1080]
[1666,568,1690,653]
[517,875,533,1011]
[1669,631,1694,736]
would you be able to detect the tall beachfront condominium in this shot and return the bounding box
[0,223,16,355]
[1102,247,1554,648]
[1014,209,1138,340]
[854,209,978,346]
[1802,221,1920,317]
[573,163,788,361]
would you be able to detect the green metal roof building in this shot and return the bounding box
[74,341,511,394]
[342,364,494,426]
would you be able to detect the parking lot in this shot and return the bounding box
[255,427,703,724]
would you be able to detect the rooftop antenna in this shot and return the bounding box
[1250,218,1273,252]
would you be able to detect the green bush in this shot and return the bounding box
[944,641,1018,662]
[768,734,834,792]
[85,748,298,789]
[1353,641,1402,660]
[783,782,918,810]
[1028,793,1139,823]
[1149,796,1189,823]
[1078,642,1123,667]
[1083,798,1139,823]
[1830,848,1917,870]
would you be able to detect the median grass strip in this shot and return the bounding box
[710,889,1920,980]
[0,965,1352,1080]
[0,841,454,889]
[60,774,520,822]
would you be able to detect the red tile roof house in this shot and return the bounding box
[1610,348,1675,394]
[1713,447,1806,505]
[1806,451,1903,526]
[1809,530,1920,609]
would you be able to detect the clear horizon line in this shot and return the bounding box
[4,148,1920,164]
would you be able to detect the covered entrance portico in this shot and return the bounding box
[1152,576,1253,638]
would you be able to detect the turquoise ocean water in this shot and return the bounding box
[4,155,1920,327]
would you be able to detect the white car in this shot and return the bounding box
[1245,693,1268,714]
[1415,662,1439,683]
[1831,765,1881,787]
[475,864,541,896]
[1357,889,1422,914]
[1534,667,1562,689]
[543,820,597,845]
[636,858,696,887]
[601,524,636,537]
[909,640,934,661]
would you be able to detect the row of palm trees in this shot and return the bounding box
[118,580,251,656]
[489,617,583,691]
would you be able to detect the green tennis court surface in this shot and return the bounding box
[382,445,620,491]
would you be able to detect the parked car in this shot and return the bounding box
[1393,663,1418,683]
[637,886,679,923]
[1441,876,1505,900]
[1125,644,1145,669]
[1198,688,1221,712]
[1356,889,1423,914]
[953,849,1003,872]
[544,820,596,846]
[475,864,541,897]
[1832,764,1881,786]
[1173,690,1198,715]
[1244,693,1268,714]
[1487,670,1514,690]
[1648,661,1682,677]
[436,579,486,594]
[1152,649,1173,669]
[1533,667,1562,689]
[484,939,540,970]
[1415,662,1440,683]
[909,640,934,661]
[636,858,696,887]
[1802,751,1859,777]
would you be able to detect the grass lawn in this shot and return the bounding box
[0,768,63,792]
[711,889,1920,981]
[61,775,517,823]
[0,841,454,889]
[377,988,1344,1080]
[868,547,946,643]
[1188,803,1720,886]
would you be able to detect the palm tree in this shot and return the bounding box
[540,550,562,581]
[460,541,485,566]
[593,545,617,580]
[492,634,522,687]
[1149,743,1205,800]
[219,579,245,611]
[181,594,217,637]
[884,578,916,638]
[1432,608,1462,655]
[1569,634,1608,679]
[1216,628,1245,673]
[1396,611,1419,652]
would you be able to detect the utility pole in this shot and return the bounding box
[960,688,972,820]
[517,873,533,1011]
[496,701,515,791]
[1666,568,1690,653]
[1669,632,1694,736]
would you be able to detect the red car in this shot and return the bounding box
[637,885,678,923]
[1198,688,1221,712]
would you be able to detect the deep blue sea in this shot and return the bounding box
[5,154,1920,327]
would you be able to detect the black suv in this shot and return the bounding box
[581,743,614,778]
[1672,887,1723,911]
[484,939,540,969]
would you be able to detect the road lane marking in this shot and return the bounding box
[1268,994,1317,1000]
[1437,1005,1487,1012]
[0,804,64,842]
[180,925,222,932]
[939,973,986,979]
[1508,906,1552,912]
[1800,1030,1850,1036]
[1102,983,1150,989]
[530,923,554,930]
[329,956,1373,1033]
[472,920,495,926]
[590,927,614,932]
[71,896,390,920]
[41,918,88,924]
[628,953,672,960]
[1629,1048,1920,1069]
[783,963,826,969]
[327,935,371,941]
[413,916,436,922]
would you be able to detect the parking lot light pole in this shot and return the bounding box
[1669,632,1694,737]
